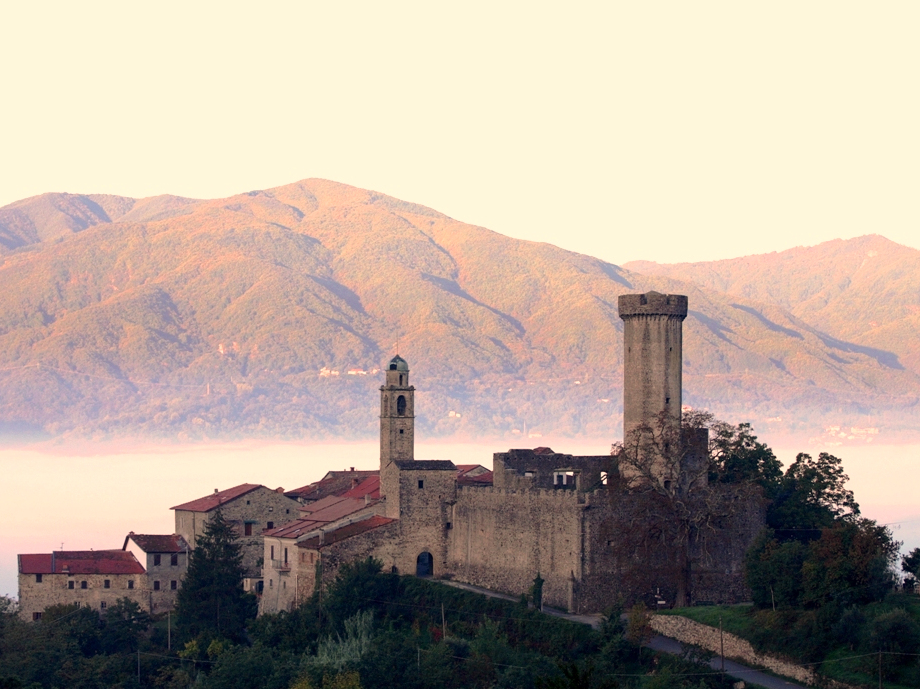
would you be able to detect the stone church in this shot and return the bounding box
[259,291,765,615]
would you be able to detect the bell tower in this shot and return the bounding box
[380,355,414,466]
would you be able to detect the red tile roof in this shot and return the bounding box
[341,476,380,499]
[123,533,189,553]
[263,517,324,539]
[286,470,378,502]
[458,470,494,486]
[19,550,145,575]
[171,484,262,512]
[297,516,396,549]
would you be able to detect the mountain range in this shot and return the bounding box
[1,179,917,443]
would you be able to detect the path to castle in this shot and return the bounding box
[442,581,806,689]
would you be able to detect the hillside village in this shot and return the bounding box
[17,291,764,621]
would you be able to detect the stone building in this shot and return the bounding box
[123,533,190,614]
[258,291,766,615]
[17,550,147,621]
[171,483,301,578]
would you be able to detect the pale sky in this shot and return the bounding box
[1,2,918,264]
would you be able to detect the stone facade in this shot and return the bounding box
[17,551,148,621]
[172,484,301,578]
[123,534,190,614]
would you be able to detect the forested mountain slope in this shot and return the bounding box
[0,180,915,441]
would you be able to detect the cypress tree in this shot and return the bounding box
[176,508,257,644]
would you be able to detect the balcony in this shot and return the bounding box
[270,559,291,572]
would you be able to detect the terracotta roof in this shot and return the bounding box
[297,516,396,549]
[263,517,324,539]
[19,550,145,575]
[393,460,456,471]
[458,470,494,486]
[123,533,188,553]
[341,476,380,499]
[171,484,262,512]
[299,496,370,522]
[285,470,378,502]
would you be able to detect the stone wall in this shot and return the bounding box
[18,572,148,621]
[446,486,586,611]
[650,615,858,689]
[394,465,455,576]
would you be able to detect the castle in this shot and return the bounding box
[18,291,765,620]
[258,291,764,614]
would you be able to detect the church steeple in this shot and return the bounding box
[380,355,414,465]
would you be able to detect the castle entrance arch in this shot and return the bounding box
[416,551,433,577]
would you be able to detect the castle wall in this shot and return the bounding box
[446,486,586,611]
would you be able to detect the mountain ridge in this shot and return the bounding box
[0,179,916,443]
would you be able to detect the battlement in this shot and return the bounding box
[618,291,687,319]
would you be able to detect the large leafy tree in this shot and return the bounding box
[767,452,859,531]
[708,421,782,493]
[611,411,762,607]
[176,508,257,644]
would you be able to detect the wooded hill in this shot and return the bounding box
[1,180,917,441]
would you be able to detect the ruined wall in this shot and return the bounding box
[18,573,148,621]
[446,486,586,611]
[492,451,611,492]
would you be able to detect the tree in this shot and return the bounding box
[611,411,762,607]
[768,452,859,531]
[176,508,257,644]
[902,547,920,579]
[708,421,782,494]
[100,597,150,654]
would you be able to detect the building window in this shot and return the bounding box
[283,580,286,589]
[245,523,253,536]
[267,521,274,530]
[32,612,42,621]
[80,581,87,589]
[153,581,160,591]
[246,500,251,505]
[270,546,275,560]
[35,574,43,583]
[104,580,110,589]
[286,509,290,514]
[171,580,177,590]
[399,429,404,434]
[284,548,288,564]
[153,554,161,566]
[68,581,75,590]
[269,579,273,588]
[418,480,424,489]
[128,580,134,589]
[100,601,107,610]
[397,395,406,416]
[445,522,452,529]
[171,553,179,566]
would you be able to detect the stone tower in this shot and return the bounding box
[380,354,414,464]
[618,291,688,440]
[380,355,414,516]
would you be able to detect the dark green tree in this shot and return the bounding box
[902,546,920,579]
[768,452,860,531]
[709,421,783,494]
[176,508,257,644]
[100,597,150,654]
